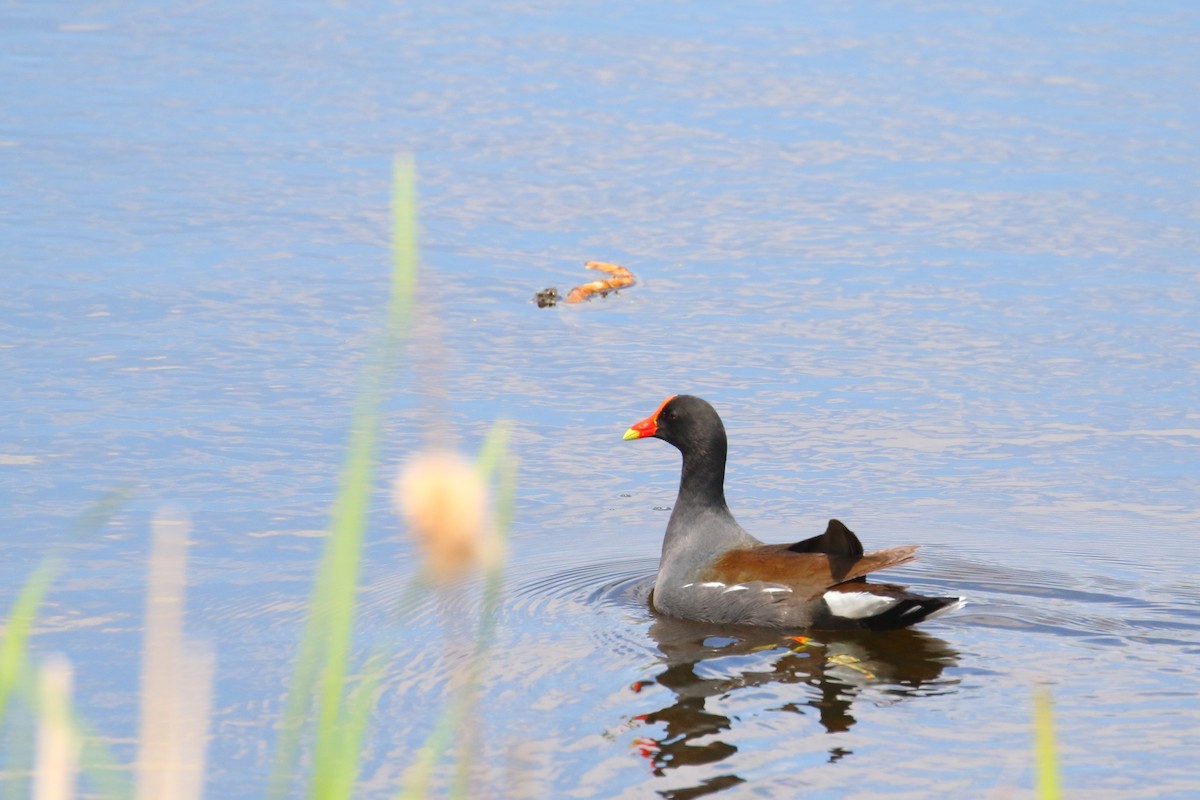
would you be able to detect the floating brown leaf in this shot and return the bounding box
[564,261,636,304]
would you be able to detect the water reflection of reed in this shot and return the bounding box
[639,616,959,797]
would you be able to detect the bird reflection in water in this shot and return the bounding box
[626,614,959,798]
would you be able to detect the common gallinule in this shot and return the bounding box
[624,395,965,630]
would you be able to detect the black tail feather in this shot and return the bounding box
[788,518,865,558]
[858,596,964,631]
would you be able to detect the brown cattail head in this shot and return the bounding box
[394,451,500,581]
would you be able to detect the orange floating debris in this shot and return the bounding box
[564,261,636,304]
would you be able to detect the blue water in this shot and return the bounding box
[3,1,1198,798]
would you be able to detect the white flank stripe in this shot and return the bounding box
[761,587,792,594]
[700,581,726,589]
[722,584,748,593]
[823,591,899,619]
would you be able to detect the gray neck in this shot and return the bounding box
[677,444,728,512]
[659,449,759,577]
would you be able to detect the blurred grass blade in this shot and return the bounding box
[1033,685,1061,800]
[14,653,134,800]
[308,418,375,799]
[450,431,515,800]
[492,450,517,562]
[2,485,133,725]
[400,428,516,800]
[1,488,134,800]
[332,652,387,796]
[267,611,324,799]
[392,571,432,621]
[270,155,418,800]
[76,717,133,800]
[398,688,472,800]
[475,425,516,655]
[4,700,34,800]
[474,420,512,482]
[390,152,418,343]
[71,486,134,538]
[0,559,58,725]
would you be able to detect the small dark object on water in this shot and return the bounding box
[535,287,561,308]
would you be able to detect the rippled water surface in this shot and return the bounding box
[3,1,1199,798]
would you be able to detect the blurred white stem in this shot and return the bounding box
[135,511,214,800]
[34,654,80,800]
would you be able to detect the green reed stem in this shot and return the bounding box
[400,422,516,800]
[269,154,418,800]
[1033,685,1061,800]
[0,487,134,800]
[1,485,132,728]
[0,560,57,727]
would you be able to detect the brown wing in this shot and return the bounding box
[701,544,918,601]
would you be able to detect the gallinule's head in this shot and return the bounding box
[623,394,726,454]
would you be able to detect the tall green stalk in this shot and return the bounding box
[268,155,418,800]
[1,486,132,727]
[1034,686,1061,800]
[399,422,516,800]
[0,561,57,727]
[0,487,132,800]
